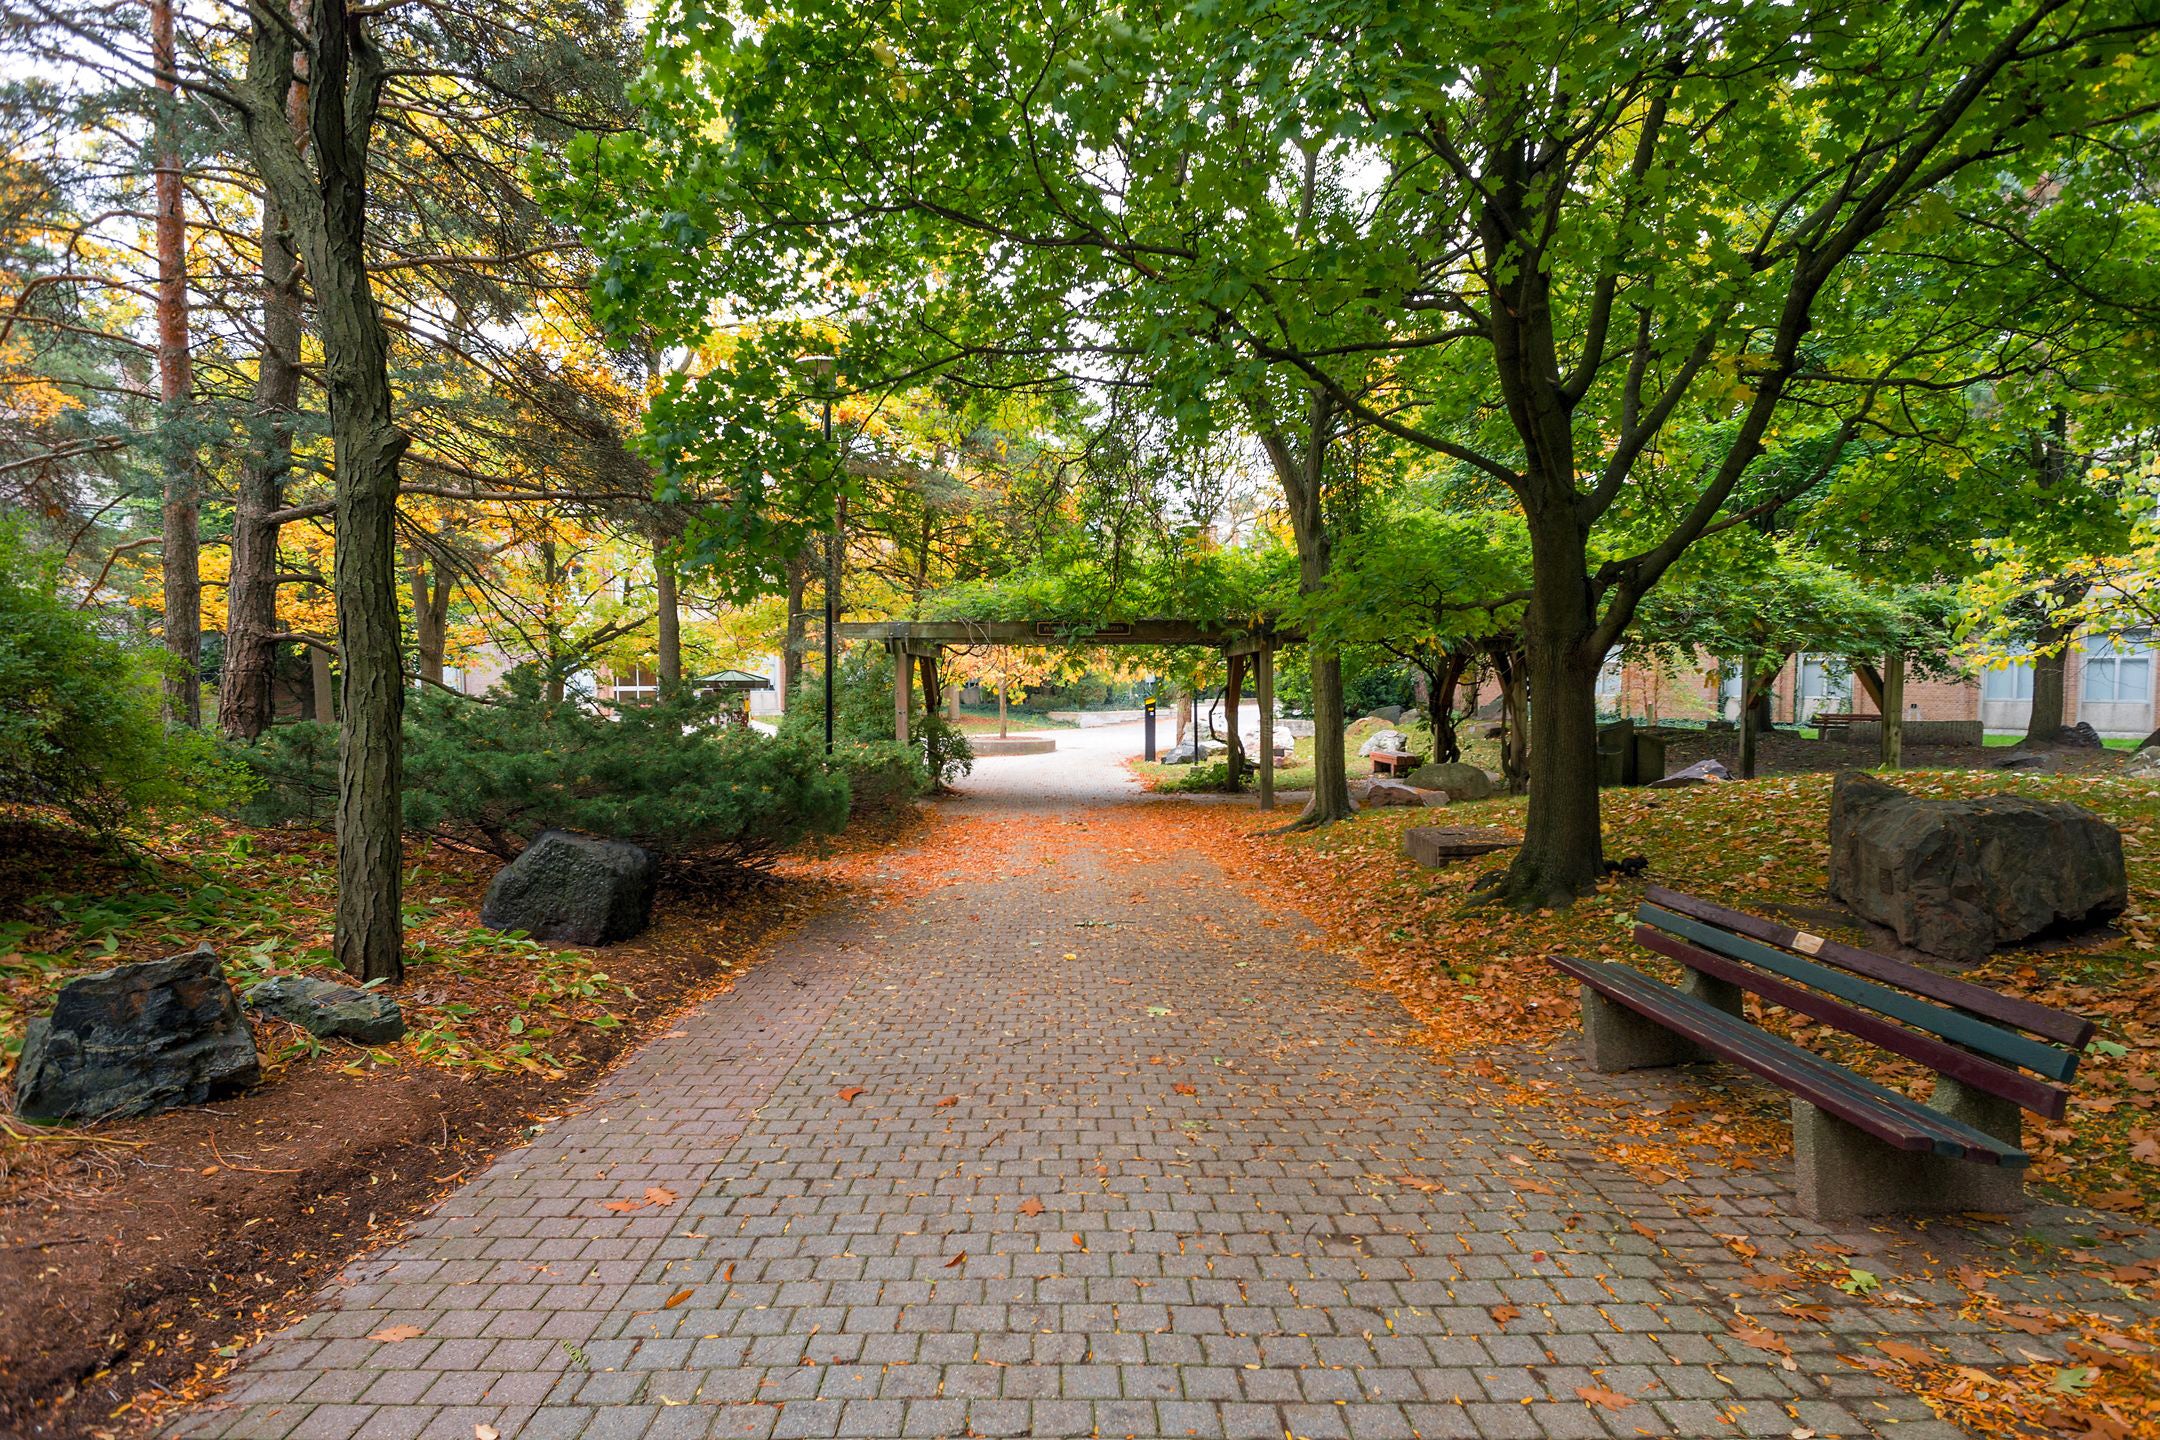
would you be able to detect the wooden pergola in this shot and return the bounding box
[834,619,1300,808]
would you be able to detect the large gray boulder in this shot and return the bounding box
[13,946,259,1124]
[245,974,406,1044]
[1357,728,1411,757]
[480,829,657,945]
[1404,761,1495,800]
[1827,772,2127,963]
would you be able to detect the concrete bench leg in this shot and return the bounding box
[1791,1100,2027,1221]
[1579,975,1743,1074]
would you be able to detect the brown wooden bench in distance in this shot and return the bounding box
[1546,884,2095,1219]
[1811,712,1860,739]
[1368,749,1423,777]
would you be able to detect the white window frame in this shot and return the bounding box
[2082,635,2154,705]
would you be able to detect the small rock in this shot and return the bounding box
[1649,758,1732,788]
[1357,728,1411,757]
[481,829,658,946]
[2056,721,2105,749]
[1369,706,1405,724]
[2125,748,2160,779]
[245,975,405,1044]
[1404,761,1495,800]
[1994,748,2057,772]
[1359,779,1423,807]
[13,946,259,1124]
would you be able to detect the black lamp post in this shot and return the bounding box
[798,355,838,754]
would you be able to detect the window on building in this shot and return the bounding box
[1982,663,2034,702]
[610,666,660,700]
[2082,636,2154,705]
[1595,654,1623,702]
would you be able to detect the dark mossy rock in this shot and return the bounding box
[479,829,657,945]
[13,946,259,1124]
[244,974,405,1044]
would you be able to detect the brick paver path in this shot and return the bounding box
[170,726,2149,1440]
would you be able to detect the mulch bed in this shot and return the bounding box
[0,823,849,1440]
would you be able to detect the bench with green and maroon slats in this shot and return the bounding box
[1547,884,2096,1219]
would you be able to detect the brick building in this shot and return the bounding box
[1600,636,2158,738]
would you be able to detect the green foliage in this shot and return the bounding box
[0,520,239,831]
[776,644,974,794]
[1342,664,1415,719]
[235,671,849,867]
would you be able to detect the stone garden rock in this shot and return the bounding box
[480,829,658,945]
[1827,771,2127,964]
[1993,748,2058,772]
[2137,727,2160,752]
[2125,748,2160,779]
[1404,761,1495,800]
[1370,705,1405,724]
[2056,721,2105,749]
[244,974,405,1044]
[1404,825,1521,867]
[1357,728,1410,757]
[12,945,259,1124]
[1161,739,1218,764]
[1358,779,1423,808]
[1649,758,1732,788]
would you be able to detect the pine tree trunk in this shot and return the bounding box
[310,640,334,722]
[152,0,199,728]
[219,6,308,741]
[409,554,449,684]
[238,0,408,983]
[1496,513,1605,905]
[654,533,681,688]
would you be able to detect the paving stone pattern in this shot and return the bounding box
[168,733,2139,1440]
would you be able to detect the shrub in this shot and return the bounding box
[234,671,849,868]
[0,521,237,831]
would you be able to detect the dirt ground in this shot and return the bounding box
[0,824,841,1440]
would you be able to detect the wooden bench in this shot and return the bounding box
[1811,711,1859,740]
[1548,885,2095,1219]
[1369,749,1423,777]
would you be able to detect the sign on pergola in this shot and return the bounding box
[834,618,1300,808]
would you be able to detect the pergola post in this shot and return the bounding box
[1257,644,1275,810]
[892,642,910,747]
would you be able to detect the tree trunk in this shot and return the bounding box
[782,543,809,704]
[310,640,335,722]
[152,0,199,728]
[239,0,407,982]
[1739,652,1761,779]
[1881,651,1905,770]
[1255,393,1351,827]
[654,532,681,689]
[1496,513,1604,905]
[220,2,309,741]
[997,681,1007,738]
[409,553,449,685]
[1222,653,1245,791]
[2026,623,2070,743]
